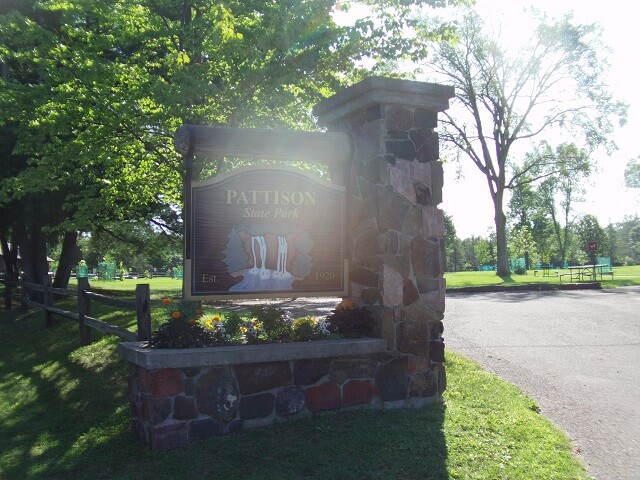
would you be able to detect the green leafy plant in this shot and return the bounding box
[325,299,375,338]
[149,298,217,348]
[291,316,330,341]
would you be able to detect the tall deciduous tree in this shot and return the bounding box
[419,9,626,275]
[0,0,457,286]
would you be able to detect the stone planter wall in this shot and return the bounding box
[119,339,445,450]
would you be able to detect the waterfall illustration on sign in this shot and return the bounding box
[223,225,313,291]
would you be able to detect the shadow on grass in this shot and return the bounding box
[498,275,515,284]
[1,307,449,480]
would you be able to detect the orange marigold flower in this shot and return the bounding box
[171,311,182,319]
[188,319,197,326]
[212,315,221,324]
[162,297,172,305]
[196,310,204,318]
[343,299,354,309]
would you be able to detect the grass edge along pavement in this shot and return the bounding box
[0,296,590,480]
[445,265,640,291]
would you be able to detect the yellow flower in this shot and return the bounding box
[171,311,182,319]
[205,319,213,328]
[162,297,172,305]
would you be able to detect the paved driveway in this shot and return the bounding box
[445,286,640,480]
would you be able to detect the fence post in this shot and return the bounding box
[135,284,151,342]
[19,276,27,314]
[77,277,92,345]
[43,274,54,328]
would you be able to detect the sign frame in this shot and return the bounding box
[183,165,349,301]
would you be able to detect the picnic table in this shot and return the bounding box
[534,264,555,277]
[563,264,606,282]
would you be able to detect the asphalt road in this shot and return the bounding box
[445,286,640,480]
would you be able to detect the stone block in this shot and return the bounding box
[385,106,414,132]
[379,230,400,255]
[397,317,429,356]
[422,207,445,238]
[140,368,184,398]
[385,140,415,161]
[429,340,445,363]
[408,370,438,398]
[189,418,242,443]
[350,267,379,288]
[174,395,198,420]
[293,358,331,385]
[413,109,438,128]
[362,288,381,305]
[430,162,444,205]
[142,395,172,425]
[403,279,420,306]
[389,164,417,205]
[401,207,423,238]
[240,392,275,419]
[329,358,376,384]
[382,264,404,307]
[304,382,341,412]
[149,422,189,451]
[353,120,384,161]
[234,362,291,395]
[437,362,447,394]
[415,131,439,163]
[414,183,431,206]
[411,236,442,278]
[275,385,305,416]
[195,366,240,422]
[343,380,376,407]
[354,229,381,258]
[376,356,408,401]
[376,186,410,232]
[407,355,430,375]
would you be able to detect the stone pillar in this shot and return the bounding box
[313,77,454,391]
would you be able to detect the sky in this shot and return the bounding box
[439,0,640,238]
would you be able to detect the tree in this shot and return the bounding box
[573,214,607,263]
[1,0,458,287]
[420,9,627,275]
[443,212,462,272]
[625,157,640,189]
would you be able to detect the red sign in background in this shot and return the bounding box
[186,167,347,299]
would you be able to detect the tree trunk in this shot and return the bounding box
[495,200,510,276]
[53,231,81,289]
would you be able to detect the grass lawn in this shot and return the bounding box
[445,265,640,289]
[0,295,591,480]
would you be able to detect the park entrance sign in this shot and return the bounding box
[186,166,347,299]
[173,124,353,301]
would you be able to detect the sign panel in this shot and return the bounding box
[186,167,347,300]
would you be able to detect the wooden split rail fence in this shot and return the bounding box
[2,276,151,345]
